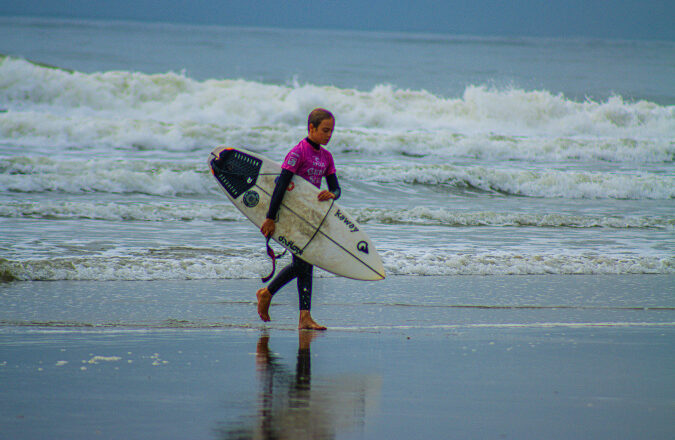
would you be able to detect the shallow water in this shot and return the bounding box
[1,17,673,281]
[1,275,673,439]
[1,276,672,331]
[1,318,673,439]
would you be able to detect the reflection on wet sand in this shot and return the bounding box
[219,332,381,440]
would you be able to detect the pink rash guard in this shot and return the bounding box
[281,138,336,188]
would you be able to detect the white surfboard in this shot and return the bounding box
[208,146,385,281]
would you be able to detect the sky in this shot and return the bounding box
[1,0,674,41]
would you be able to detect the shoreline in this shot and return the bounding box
[2,324,673,440]
[1,274,673,331]
[2,275,673,439]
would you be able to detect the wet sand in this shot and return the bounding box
[1,275,673,439]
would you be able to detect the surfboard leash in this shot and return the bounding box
[262,235,287,282]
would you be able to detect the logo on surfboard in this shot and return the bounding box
[335,209,359,233]
[278,235,303,255]
[242,190,260,208]
[357,241,369,254]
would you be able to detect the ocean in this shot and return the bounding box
[1,17,674,440]
[0,16,673,281]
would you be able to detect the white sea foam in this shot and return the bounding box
[0,200,242,222]
[380,251,673,276]
[1,200,672,230]
[1,57,673,282]
[334,131,673,163]
[351,207,674,230]
[87,355,122,364]
[1,56,673,159]
[1,156,672,199]
[341,164,675,199]
[1,251,672,281]
[0,254,271,281]
[0,157,210,195]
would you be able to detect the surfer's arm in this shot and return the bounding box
[318,173,341,201]
[262,169,294,236]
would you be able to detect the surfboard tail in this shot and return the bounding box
[209,148,262,199]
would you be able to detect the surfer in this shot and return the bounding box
[256,108,341,330]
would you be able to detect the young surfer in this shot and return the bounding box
[256,108,341,330]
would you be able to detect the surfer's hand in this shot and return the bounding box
[261,218,275,237]
[318,190,335,201]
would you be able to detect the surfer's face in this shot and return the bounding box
[308,118,334,146]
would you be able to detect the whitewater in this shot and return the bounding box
[0,17,673,281]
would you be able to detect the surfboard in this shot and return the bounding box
[208,146,385,281]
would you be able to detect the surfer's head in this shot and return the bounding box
[307,108,334,146]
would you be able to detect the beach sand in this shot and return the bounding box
[1,275,673,439]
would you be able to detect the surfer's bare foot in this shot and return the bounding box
[256,288,272,322]
[298,310,327,330]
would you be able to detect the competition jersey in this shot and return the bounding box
[281,138,336,188]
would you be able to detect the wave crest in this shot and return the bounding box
[2,200,671,230]
[1,156,672,199]
[341,164,675,200]
[2,56,673,137]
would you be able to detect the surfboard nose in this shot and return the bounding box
[369,263,386,281]
[338,254,386,281]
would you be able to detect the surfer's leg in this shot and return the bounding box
[268,263,298,295]
[294,257,313,310]
[257,261,298,322]
[295,259,326,330]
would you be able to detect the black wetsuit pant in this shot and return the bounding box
[267,255,313,310]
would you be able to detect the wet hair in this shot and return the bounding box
[307,108,334,130]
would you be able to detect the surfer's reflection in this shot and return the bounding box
[219,332,380,440]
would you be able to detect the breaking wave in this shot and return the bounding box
[1,200,672,230]
[1,156,673,200]
[1,55,673,163]
[1,251,672,282]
